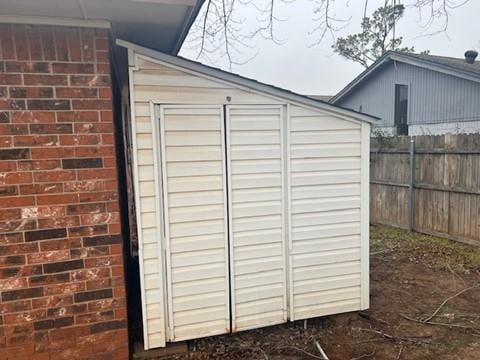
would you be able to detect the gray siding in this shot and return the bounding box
[336,61,480,128]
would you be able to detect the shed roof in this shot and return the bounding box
[331,51,480,103]
[117,39,378,124]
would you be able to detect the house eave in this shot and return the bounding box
[331,51,480,104]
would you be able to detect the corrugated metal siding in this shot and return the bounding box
[226,106,287,331]
[159,105,230,341]
[288,106,363,320]
[337,62,480,127]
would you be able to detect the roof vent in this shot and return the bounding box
[464,50,478,64]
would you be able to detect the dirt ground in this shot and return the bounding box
[165,225,480,360]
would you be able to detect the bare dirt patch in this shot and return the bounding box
[164,225,480,359]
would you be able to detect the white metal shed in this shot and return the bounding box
[118,40,376,350]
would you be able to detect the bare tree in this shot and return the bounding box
[184,0,471,67]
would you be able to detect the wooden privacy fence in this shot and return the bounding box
[370,133,480,246]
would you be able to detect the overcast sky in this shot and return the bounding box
[180,0,480,96]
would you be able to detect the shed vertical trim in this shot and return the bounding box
[151,102,168,344]
[220,106,232,333]
[158,106,174,341]
[279,105,288,322]
[225,106,236,329]
[360,122,370,309]
[127,50,152,349]
[285,104,295,321]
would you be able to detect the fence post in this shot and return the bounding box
[408,138,415,231]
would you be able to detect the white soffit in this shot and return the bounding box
[0,0,204,53]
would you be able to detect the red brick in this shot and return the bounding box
[38,216,80,229]
[81,212,119,226]
[72,99,112,110]
[96,51,109,63]
[100,110,113,122]
[24,74,68,86]
[56,87,97,98]
[27,249,70,264]
[11,111,56,123]
[0,195,35,208]
[36,193,78,205]
[31,147,75,159]
[33,170,76,183]
[32,294,73,309]
[14,135,59,147]
[0,136,12,147]
[0,99,25,110]
[0,74,22,85]
[74,122,113,133]
[0,172,32,185]
[9,87,53,99]
[70,75,110,87]
[64,180,103,193]
[0,232,23,244]
[52,63,94,74]
[0,124,28,135]
[21,205,65,218]
[30,123,72,134]
[56,111,99,122]
[96,63,110,74]
[39,238,81,252]
[77,169,116,180]
[98,87,112,99]
[75,146,114,158]
[0,185,18,197]
[19,183,63,195]
[0,162,17,172]
[5,62,50,73]
[17,159,61,171]
[59,134,100,146]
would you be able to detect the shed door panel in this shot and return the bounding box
[227,105,287,332]
[288,106,363,321]
[160,105,230,341]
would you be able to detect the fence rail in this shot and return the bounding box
[370,133,480,246]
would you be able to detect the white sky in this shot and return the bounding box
[180,0,480,96]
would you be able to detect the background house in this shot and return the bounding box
[330,51,480,136]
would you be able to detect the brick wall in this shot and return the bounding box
[0,24,128,359]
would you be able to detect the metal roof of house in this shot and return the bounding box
[331,51,480,103]
[0,0,205,54]
[117,39,378,124]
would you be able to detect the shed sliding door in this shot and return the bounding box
[227,106,287,331]
[159,104,287,340]
[159,105,230,342]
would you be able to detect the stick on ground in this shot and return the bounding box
[422,284,480,322]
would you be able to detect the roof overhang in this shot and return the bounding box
[0,0,205,54]
[331,51,480,104]
[117,39,378,124]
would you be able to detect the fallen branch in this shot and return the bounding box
[396,345,404,360]
[314,340,329,360]
[357,328,431,344]
[277,345,325,359]
[422,284,480,322]
[350,347,376,360]
[400,313,480,333]
[358,312,391,326]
